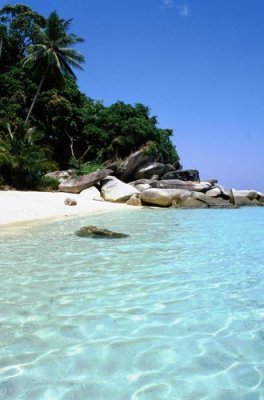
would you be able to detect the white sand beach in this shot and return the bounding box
[0,190,133,229]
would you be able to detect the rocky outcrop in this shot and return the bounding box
[100,176,140,202]
[115,149,154,182]
[161,169,200,181]
[59,168,113,194]
[53,148,263,209]
[76,226,129,238]
[134,162,165,180]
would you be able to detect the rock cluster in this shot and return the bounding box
[50,149,263,209]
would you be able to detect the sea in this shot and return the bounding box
[0,207,263,400]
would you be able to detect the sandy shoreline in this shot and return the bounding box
[0,190,135,231]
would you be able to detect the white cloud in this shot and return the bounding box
[177,4,191,17]
[163,0,174,8]
[162,1,191,17]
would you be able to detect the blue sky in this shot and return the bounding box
[2,0,264,190]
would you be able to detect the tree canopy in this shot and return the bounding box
[0,4,180,189]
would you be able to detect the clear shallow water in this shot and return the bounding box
[0,207,264,400]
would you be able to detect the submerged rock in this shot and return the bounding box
[76,226,129,238]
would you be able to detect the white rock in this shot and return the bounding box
[205,188,222,197]
[232,189,258,200]
[134,183,151,192]
[101,176,140,203]
[140,188,191,207]
[80,186,102,200]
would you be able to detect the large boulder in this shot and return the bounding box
[115,149,155,182]
[59,168,113,194]
[100,176,140,202]
[134,162,165,180]
[140,188,191,207]
[161,169,200,181]
[155,179,211,192]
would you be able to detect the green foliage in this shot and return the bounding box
[0,3,180,190]
[0,4,46,71]
[81,101,179,163]
[36,175,59,191]
[76,162,104,176]
[0,122,57,189]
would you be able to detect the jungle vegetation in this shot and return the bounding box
[0,4,179,189]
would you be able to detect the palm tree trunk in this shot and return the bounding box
[0,37,3,58]
[25,66,49,124]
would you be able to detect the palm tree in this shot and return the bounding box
[23,11,85,124]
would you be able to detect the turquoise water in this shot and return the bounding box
[0,208,264,399]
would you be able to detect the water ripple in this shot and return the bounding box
[0,208,264,399]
